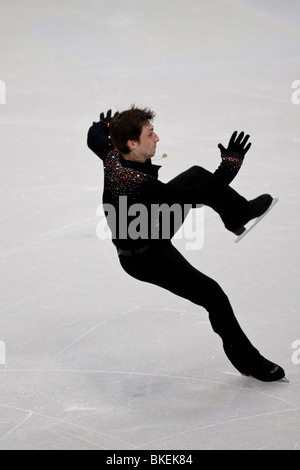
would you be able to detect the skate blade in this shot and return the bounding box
[279,377,290,383]
[241,373,289,383]
[235,197,278,243]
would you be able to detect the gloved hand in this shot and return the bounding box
[218,131,251,169]
[95,109,119,137]
[88,109,119,158]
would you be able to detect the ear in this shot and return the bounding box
[127,139,137,151]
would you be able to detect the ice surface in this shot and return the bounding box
[0,0,300,450]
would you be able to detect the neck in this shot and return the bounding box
[121,154,149,163]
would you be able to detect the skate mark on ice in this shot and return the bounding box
[0,407,33,443]
[0,403,134,449]
[135,407,299,449]
[0,272,111,311]
[0,217,97,258]
[57,430,109,449]
[49,305,141,367]
[2,368,296,410]
[0,372,297,449]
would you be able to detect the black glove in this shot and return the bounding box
[95,109,119,137]
[88,109,118,159]
[218,131,251,170]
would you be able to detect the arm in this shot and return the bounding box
[143,131,251,205]
[87,110,118,160]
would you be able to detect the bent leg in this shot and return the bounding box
[167,166,250,232]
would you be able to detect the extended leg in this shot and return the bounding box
[119,243,285,381]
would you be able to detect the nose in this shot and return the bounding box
[154,132,159,143]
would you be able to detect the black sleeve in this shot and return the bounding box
[87,121,112,161]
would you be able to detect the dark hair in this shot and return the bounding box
[109,105,155,154]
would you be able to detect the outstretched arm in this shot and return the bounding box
[143,131,252,205]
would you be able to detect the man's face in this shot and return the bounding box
[129,122,159,161]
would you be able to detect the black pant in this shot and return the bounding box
[166,165,251,232]
[118,166,261,372]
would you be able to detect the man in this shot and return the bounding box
[87,105,285,382]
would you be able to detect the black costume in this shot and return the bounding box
[87,114,285,382]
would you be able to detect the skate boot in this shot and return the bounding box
[233,194,273,236]
[223,343,285,382]
[240,356,285,382]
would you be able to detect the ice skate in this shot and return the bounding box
[240,356,286,382]
[234,194,278,242]
[223,343,286,382]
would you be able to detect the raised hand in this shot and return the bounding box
[218,131,251,170]
[219,131,251,160]
[97,110,119,136]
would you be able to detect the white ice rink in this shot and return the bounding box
[1,0,300,451]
